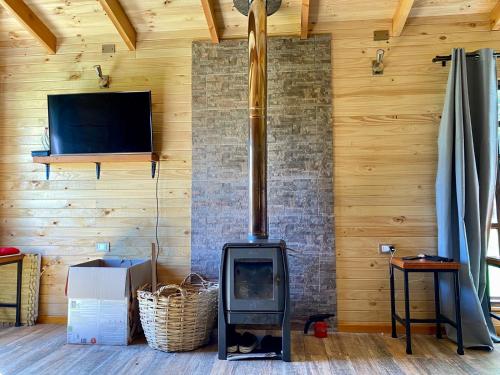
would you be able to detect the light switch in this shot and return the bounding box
[96,242,110,252]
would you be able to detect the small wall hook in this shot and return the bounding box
[93,65,110,88]
[372,49,385,75]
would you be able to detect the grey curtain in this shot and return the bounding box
[436,48,498,349]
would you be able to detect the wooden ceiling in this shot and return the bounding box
[0,0,499,53]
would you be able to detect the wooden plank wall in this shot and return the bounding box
[1,12,500,328]
[313,13,500,331]
[0,34,192,322]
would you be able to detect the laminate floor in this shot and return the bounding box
[0,324,498,374]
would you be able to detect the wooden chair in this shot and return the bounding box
[390,257,464,355]
[0,254,25,326]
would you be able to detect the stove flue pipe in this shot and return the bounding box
[247,0,268,240]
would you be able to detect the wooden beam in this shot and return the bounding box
[200,0,219,43]
[491,2,500,30]
[0,0,56,54]
[300,0,310,39]
[392,0,416,37]
[99,0,136,51]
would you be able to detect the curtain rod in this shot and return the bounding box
[433,52,500,67]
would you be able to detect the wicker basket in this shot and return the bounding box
[137,273,218,352]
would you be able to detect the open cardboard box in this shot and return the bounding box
[65,258,151,345]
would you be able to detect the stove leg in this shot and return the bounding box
[281,304,291,362]
[218,315,227,360]
[218,246,228,360]
[282,321,291,362]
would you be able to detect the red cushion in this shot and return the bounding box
[0,247,20,256]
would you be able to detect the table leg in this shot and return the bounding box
[404,270,412,354]
[15,260,23,327]
[434,272,442,339]
[487,263,492,314]
[454,271,464,355]
[390,264,397,338]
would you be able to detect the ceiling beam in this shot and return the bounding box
[201,0,219,43]
[300,0,310,39]
[0,0,56,54]
[99,0,136,51]
[392,0,416,37]
[491,2,500,30]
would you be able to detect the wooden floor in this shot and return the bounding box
[0,325,499,375]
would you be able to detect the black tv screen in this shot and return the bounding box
[48,91,153,154]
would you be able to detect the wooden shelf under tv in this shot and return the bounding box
[32,152,160,180]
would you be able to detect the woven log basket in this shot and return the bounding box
[137,273,218,352]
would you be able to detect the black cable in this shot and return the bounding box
[155,159,161,282]
[389,246,397,277]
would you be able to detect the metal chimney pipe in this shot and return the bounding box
[247,0,268,240]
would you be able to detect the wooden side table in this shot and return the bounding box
[0,254,24,326]
[486,256,500,321]
[390,257,464,355]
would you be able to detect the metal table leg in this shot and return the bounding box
[15,259,23,327]
[404,270,412,354]
[434,272,442,339]
[390,264,397,338]
[454,270,464,355]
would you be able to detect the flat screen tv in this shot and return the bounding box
[48,91,153,155]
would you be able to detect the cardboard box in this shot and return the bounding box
[66,258,151,345]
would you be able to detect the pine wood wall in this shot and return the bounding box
[318,14,500,331]
[1,12,499,328]
[0,34,193,321]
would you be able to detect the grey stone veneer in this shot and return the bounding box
[191,35,335,324]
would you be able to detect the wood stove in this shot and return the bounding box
[218,240,290,361]
[218,0,290,362]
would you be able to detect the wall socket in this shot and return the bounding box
[379,244,394,254]
[96,242,110,252]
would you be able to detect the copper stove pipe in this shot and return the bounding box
[247,0,268,240]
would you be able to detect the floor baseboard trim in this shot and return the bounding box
[338,322,500,336]
[37,316,67,325]
[337,322,437,335]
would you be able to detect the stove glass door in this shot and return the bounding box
[234,259,274,300]
[225,247,284,311]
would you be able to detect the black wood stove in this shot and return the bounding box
[218,240,291,361]
[218,0,290,362]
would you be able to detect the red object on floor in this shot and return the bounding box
[0,247,20,256]
[314,321,328,338]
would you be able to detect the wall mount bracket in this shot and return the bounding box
[373,30,389,41]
